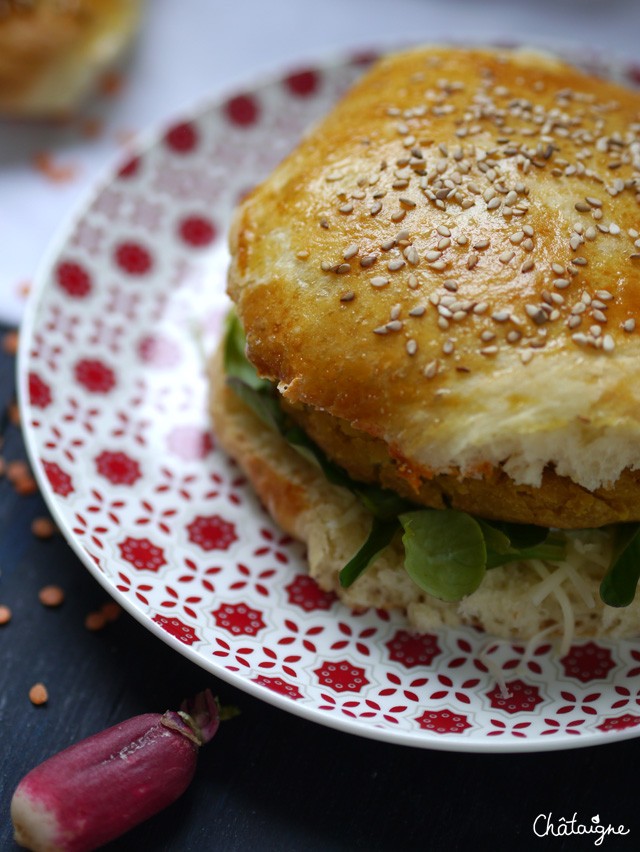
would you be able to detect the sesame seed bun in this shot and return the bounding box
[227,45,640,527]
[0,0,142,117]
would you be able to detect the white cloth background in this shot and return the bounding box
[1,0,639,326]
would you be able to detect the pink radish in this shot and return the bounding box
[11,690,220,852]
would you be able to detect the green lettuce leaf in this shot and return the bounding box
[399,509,487,601]
[600,523,640,607]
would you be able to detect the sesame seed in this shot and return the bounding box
[443,279,459,292]
[551,263,565,275]
[399,197,416,209]
[343,244,359,260]
[525,305,547,325]
[553,278,570,289]
[467,254,478,270]
[391,210,407,223]
[297,250,310,260]
[407,274,419,289]
[521,259,535,273]
[388,259,406,271]
[339,202,354,214]
[371,276,390,288]
[404,246,420,265]
[481,330,496,342]
[473,301,489,315]
[592,309,607,323]
[571,256,588,266]
[437,237,451,250]
[437,225,451,237]
[426,250,442,262]
[424,360,439,378]
[406,339,418,355]
[473,239,490,250]
[509,231,525,245]
[480,345,498,356]
[603,334,615,352]
[586,196,603,208]
[487,197,501,210]
[522,238,534,252]
[340,291,355,302]
[370,202,382,216]
[520,350,534,364]
[409,305,426,317]
[623,318,636,332]
[609,223,621,235]
[386,320,403,331]
[360,254,378,268]
[567,315,582,329]
[492,310,511,322]
[499,250,515,264]
[335,263,351,275]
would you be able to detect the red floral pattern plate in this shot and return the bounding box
[18,47,640,752]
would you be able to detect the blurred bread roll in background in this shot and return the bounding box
[0,0,143,117]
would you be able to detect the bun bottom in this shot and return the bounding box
[208,340,640,643]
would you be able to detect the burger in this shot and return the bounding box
[209,45,640,647]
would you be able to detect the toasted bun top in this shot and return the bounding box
[0,0,142,116]
[227,45,640,491]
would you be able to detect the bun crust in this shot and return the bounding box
[0,0,142,116]
[227,46,640,524]
[209,341,640,641]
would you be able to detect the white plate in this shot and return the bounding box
[19,47,640,752]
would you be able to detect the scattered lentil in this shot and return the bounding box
[29,683,48,706]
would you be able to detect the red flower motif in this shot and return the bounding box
[486,679,544,714]
[28,372,52,408]
[166,425,213,460]
[224,94,260,126]
[137,333,182,367]
[212,602,266,636]
[42,460,73,497]
[117,155,140,178]
[164,121,199,153]
[386,630,442,669]
[187,514,237,551]
[252,675,304,700]
[118,537,167,572]
[416,709,472,734]
[597,713,640,733]
[178,215,217,247]
[95,450,141,485]
[285,69,320,96]
[560,642,616,683]
[114,241,153,275]
[152,614,200,646]
[285,574,337,612]
[56,260,92,298]
[74,358,116,393]
[313,660,369,693]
